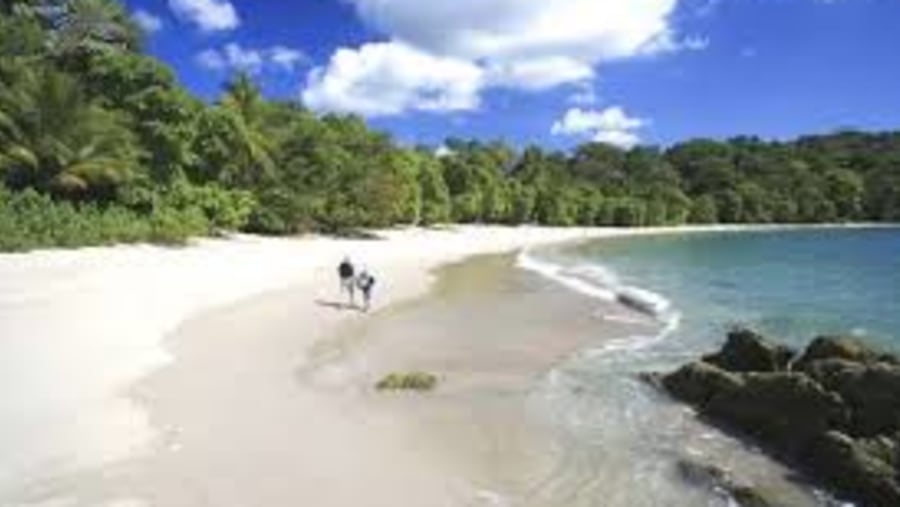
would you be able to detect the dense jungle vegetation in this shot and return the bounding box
[1,0,899,251]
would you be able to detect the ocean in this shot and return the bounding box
[519,226,900,506]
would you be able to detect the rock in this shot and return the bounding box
[729,486,777,507]
[675,459,777,507]
[803,431,900,507]
[375,371,438,391]
[676,459,729,486]
[704,372,848,451]
[797,335,885,366]
[638,371,664,390]
[797,357,864,387]
[652,331,900,507]
[857,435,900,468]
[661,361,744,407]
[799,358,900,436]
[703,328,795,373]
[827,363,900,436]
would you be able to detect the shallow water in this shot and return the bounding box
[522,227,900,506]
[301,251,820,506]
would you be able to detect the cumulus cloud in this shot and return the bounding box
[132,9,163,33]
[169,0,239,32]
[303,0,700,116]
[197,43,308,74]
[270,46,307,71]
[641,32,709,54]
[348,0,679,62]
[301,41,484,117]
[551,106,648,148]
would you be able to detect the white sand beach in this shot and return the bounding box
[0,224,825,506]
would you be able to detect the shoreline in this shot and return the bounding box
[2,223,895,504]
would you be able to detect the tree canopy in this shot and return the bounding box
[1,1,898,251]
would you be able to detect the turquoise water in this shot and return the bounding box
[520,227,900,506]
[569,227,900,356]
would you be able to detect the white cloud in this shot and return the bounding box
[593,129,642,149]
[640,32,709,55]
[270,46,308,71]
[169,0,239,32]
[434,145,454,158]
[303,0,700,116]
[301,41,484,117]
[486,57,593,91]
[132,9,163,33]
[348,0,679,63]
[551,106,647,148]
[197,43,308,74]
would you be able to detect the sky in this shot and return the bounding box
[122,0,900,150]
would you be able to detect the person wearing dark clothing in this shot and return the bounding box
[338,257,355,305]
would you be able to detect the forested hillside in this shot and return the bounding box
[1,0,899,252]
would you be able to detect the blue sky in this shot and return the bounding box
[124,0,900,149]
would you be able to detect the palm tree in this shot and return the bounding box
[53,0,142,54]
[218,73,275,187]
[0,62,139,199]
[2,0,142,57]
[222,73,265,126]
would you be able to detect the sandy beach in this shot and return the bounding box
[0,224,849,506]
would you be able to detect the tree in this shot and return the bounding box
[824,168,864,220]
[416,152,451,224]
[80,51,201,182]
[0,63,139,199]
[192,75,275,189]
[48,0,142,57]
[689,194,718,223]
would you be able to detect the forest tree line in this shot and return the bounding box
[1,0,899,251]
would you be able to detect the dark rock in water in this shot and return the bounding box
[857,434,900,468]
[703,328,795,373]
[729,486,778,507]
[638,371,664,390]
[796,335,884,366]
[800,358,900,437]
[651,329,900,507]
[661,361,744,407]
[704,372,848,452]
[827,363,900,437]
[676,459,729,486]
[675,459,777,507]
[803,431,900,507]
[797,357,864,386]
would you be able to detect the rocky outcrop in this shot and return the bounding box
[803,431,900,506]
[796,335,888,366]
[703,328,795,373]
[652,328,900,506]
[704,372,848,453]
[800,359,900,437]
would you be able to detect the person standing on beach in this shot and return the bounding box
[356,268,376,312]
[338,257,355,306]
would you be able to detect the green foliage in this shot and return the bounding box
[416,153,451,225]
[0,187,154,250]
[0,61,140,199]
[375,372,438,392]
[689,195,719,224]
[0,1,897,253]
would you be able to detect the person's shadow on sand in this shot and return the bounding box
[315,299,363,312]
